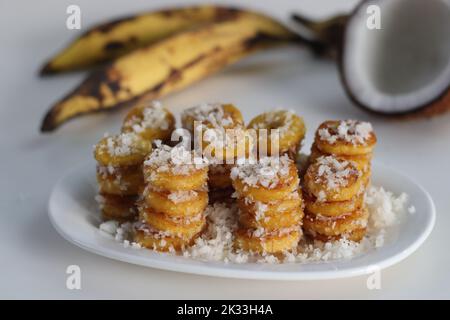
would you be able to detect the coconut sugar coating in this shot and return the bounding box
[122,100,175,141]
[317,120,375,145]
[94,132,152,166]
[315,120,376,156]
[181,103,244,131]
[144,142,207,176]
[305,155,362,202]
[230,155,295,190]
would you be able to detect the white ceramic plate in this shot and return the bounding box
[48,161,435,280]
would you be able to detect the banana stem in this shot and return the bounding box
[291,13,349,57]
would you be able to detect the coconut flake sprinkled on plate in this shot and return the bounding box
[99,184,410,263]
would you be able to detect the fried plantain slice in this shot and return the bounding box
[239,208,303,232]
[314,120,376,156]
[305,227,367,243]
[139,208,206,239]
[237,190,302,218]
[133,224,200,252]
[143,188,208,217]
[234,228,301,254]
[310,143,372,172]
[247,109,306,158]
[94,132,152,166]
[122,100,175,142]
[304,155,362,202]
[143,144,208,191]
[303,208,369,237]
[96,164,144,195]
[97,193,138,221]
[231,156,299,202]
[303,192,363,217]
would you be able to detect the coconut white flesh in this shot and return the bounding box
[343,0,450,113]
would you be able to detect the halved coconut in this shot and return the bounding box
[341,0,450,115]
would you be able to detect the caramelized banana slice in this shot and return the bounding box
[181,103,251,162]
[144,189,208,217]
[247,109,305,158]
[304,155,362,202]
[239,209,303,232]
[181,103,244,132]
[96,193,137,221]
[139,208,206,239]
[303,208,369,237]
[234,228,301,253]
[305,227,367,243]
[122,100,175,142]
[314,120,376,156]
[310,143,372,172]
[133,224,198,252]
[96,165,144,195]
[144,166,208,191]
[94,132,152,166]
[231,155,299,202]
[304,192,364,217]
[237,191,303,218]
[143,144,208,191]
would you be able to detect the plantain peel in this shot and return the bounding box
[41,16,300,132]
[40,5,292,74]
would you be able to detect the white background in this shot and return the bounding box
[1,0,449,299]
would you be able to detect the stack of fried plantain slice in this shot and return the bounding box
[303,120,377,242]
[231,155,304,254]
[134,144,209,251]
[181,103,247,203]
[94,132,152,221]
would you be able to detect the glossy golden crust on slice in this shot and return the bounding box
[181,103,244,132]
[133,228,196,252]
[182,104,248,162]
[310,143,372,172]
[303,208,369,237]
[247,110,306,157]
[303,192,364,217]
[237,191,302,218]
[239,209,303,232]
[305,227,367,243]
[94,132,152,166]
[96,165,144,195]
[122,101,175,142]
[144,189,208,217]
[232,163,299,202]
[98,193,137,221]
[144,165,208,191]
[139,208,206,239]
[314,120,376,156]
[304,156,362,202]
[234,228,301,254]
